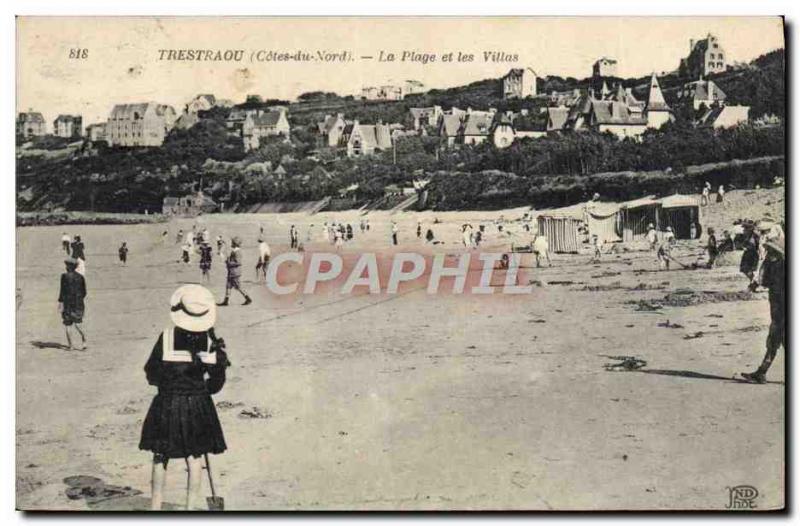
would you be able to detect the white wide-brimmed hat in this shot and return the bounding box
[170,285,217,332]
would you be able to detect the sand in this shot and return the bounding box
[16,196,784,510]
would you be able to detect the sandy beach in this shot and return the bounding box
[16,191,784,510]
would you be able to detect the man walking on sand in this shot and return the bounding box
[218,237,252,307]
[740,221,785,384]
[58,257,87,350]
[391,221,398,246]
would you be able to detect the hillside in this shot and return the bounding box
[16,48,785,214]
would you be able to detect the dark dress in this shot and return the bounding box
[58,270,86,325]
[70,241,85,261]
[139,327,230,459]
[199,245,212,272]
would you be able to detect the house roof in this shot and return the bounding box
[681,80,727,103]
[439,114,463,138]
[461,113,493,136]
[18,112,45,123]
[318,114,343,134]
[645,73,671,112]
[350,123,393,150]
[504,67,538,79]
[697,105,750,128]
[110,103,175,119]
[55,114,81,123]
[547,107,570,131]
[252,111,285,127]
[590,101,647,126]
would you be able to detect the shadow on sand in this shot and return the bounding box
[638,368,784,385]
[30,341,70,351]
[63,475,183,511]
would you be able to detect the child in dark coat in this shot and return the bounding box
[139,285,230,510]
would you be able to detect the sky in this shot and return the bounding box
[16,16,785,127]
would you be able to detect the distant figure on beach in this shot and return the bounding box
[346,223,353,241]
[417,222,422,239]
[61,232,71,254]
[58,257,87,351]
[391,221,398,246]
[591,234,602,261]
[646,223,658,251]
[289,225,299,249]
[717,184,725,203]
[255,238,271,281]
[657,227,676,270]
[334,228,343,250]
[70,235,86,276]
[218,237,252,307]
[118,242,129,266]
[181,242,192,264]
[199,242,212,282]
[139,284,230,510]
[426,228,435,243]
[701,182,711,206]
[706,228,718,269]
[532,234,551,267]
[161,230,169,244]
[176,229,183,244]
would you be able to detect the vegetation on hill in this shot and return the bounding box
[16,48,785,213]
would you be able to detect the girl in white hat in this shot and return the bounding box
[139,284,230,510]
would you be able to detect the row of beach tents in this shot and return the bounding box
[535,194,701,253]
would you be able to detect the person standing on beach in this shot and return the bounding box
[646,223,658,251]
[199,242,213,283]
[591,234,602,261]
[218,237,252,306]
[706,228,718,269]
[289,225,298,249]
[216,235,226,258]
[58,257,87,351]
[118,242,129,266]
[701,182,710,206]
[717,184,725,204]
[70,235,86,276]
[61,232,71,254]
[139,285,230,510]
[180,242,192,264]
[657,227,676,270]
[255,238,271,281]
[176,230,184,245]
[417,222,422,239]
[740,222,785,384]
[391,221,398,246]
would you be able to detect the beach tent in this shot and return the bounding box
[537,215,583,253]
[658,194,701,239]
[618,196,660,241]
[584,202,621,243]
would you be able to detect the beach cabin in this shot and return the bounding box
[618,196,660,242]
[658,194,702,239]
[537,215,583,253]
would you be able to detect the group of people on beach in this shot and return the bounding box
[48,198,785,511]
